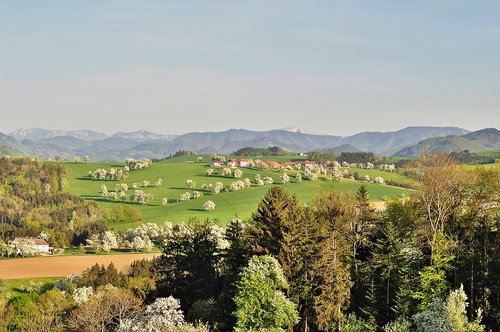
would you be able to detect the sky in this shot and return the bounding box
[0,0,499,136]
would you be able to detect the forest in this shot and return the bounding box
[0,154,499,331]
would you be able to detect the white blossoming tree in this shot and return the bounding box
[86,231,118,253]
[233,168,243,178]
[203,200,216,211]
[221,167,232,177]
[118,297,208,332]
[263,176,274,185]
[185,179,196,189]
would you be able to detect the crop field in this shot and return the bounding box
[62,155,411,229]
[0,253,158,279]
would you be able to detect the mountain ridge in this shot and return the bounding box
[0,126,485,161]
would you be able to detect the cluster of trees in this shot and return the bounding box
[87,167,128,181]
[449,150,496,165]
[233,146,289,156]
[125,158,152,171]
[307,151,338,162]
[0,157,102,248]
[338,152,376,163]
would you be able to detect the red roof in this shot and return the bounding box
[13,237,49,246]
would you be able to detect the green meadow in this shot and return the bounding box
[62,155,411,230]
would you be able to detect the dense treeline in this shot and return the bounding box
[232,146,289,156]
[306,151,338,162]
[0,157,101,247]
[448,150,496,164]
[337,152,376,163]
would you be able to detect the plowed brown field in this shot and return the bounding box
[0,253,158,279]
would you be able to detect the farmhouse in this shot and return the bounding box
[260,160,281,169]
[12,237,51,255]
[227,158,251,168]
[210,158,226,167]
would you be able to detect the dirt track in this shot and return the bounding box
[0,253,158,279]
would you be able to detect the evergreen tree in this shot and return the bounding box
[311,192,354,330]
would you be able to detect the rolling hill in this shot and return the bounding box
[393,128,500,157]
[63,155,411,228]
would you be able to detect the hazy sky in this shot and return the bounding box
[1,1,499,135]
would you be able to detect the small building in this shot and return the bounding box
[228,158,251,168]
[260,160,281,169]
[210,158,226,167]
[12,237,51,255]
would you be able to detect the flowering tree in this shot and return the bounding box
[131,235,153,252]
[83,155,89,162]
[221,167,232,177]
[263,176,274,185]
[101,185,109,198]
[86,231,119,253]
[197,156,203,162]
[233,168,243,178]
[120,191,128,202]
[295,172,302,183]
[413,285,484,332]
[118,297,208,332]
[156,178,163,187]
[185,179,196,189]
[234,255,299,331]
[243,178,251,188]
[178,192,192,202]
[374,176,384,184]
[302,169,318,181]
[203,200,216,211]
[74,156,80,163]
[206,169,214,176]
[280,173,290,184]
[13,239,37,257]
[192,191,203,199]
[162,197,169,205]
[212,182,224,194]
[130,190,152,204]
[115,183,128,192]
[254,174,261,183]
[125,158,152,171]
[73,286,94,305]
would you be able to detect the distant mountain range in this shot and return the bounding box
[1,126,498,161]
[393,128,500,157]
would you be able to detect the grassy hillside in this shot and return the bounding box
[477,150,500,158]
[62,155,411,229]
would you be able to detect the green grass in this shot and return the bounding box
[477,150,500,158]
[62,247,162,256]
[1,277,59,297]
[61,155,411,229]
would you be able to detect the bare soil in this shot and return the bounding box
[370,201,387,211]
[0,253,158,279]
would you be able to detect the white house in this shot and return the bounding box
[228,158,251,168]
[12,237,51,255]
[210,158,226,167]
